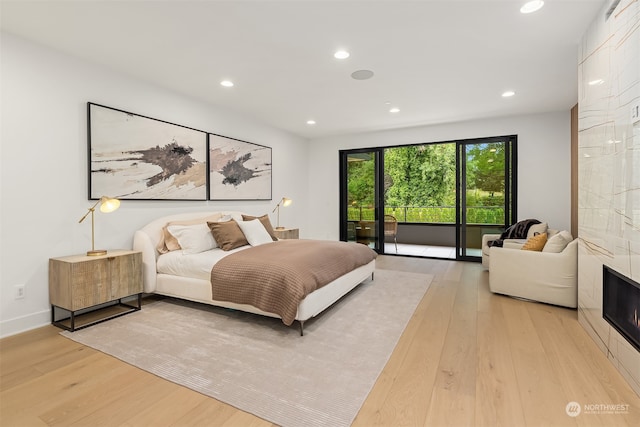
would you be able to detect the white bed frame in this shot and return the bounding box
[133,211,375,334]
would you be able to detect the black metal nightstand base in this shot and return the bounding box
[52,293,142,332]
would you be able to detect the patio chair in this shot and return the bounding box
[384,215,398,253]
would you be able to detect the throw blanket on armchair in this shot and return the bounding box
[489,219,541,247]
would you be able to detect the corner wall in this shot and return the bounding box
[0,33,309,337]
[577,0,640,396]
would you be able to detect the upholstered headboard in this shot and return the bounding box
[133,211,245,293]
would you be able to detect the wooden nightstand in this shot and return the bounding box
[273,228,299,240]
[49,250,143,331]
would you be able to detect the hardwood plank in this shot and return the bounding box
[424,264,478,426]
[61,371,176,427]
[476,269,492,314]
[499,295,576,426]
[0,326,83,389]
[527,302,630,426]
[441,259,464,283]
[556,307,640,425]
[474,295,527,426]
[168,398,246,427]
[121,388,210,427]
[0,353,129,426]
[353,277,457,426]
[220,410,276,427]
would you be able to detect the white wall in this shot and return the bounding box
[306,112,572,240]
[0,33,309,337]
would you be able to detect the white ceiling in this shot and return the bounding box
[1,0,606,139]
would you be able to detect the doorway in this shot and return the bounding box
[457,137,517,261]
[339,136,517,261]
[339,149,383,252]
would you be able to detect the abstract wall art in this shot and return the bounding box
[208,134,272,200]
[88,103,208,200]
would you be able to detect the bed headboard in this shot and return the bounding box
[133,211,245,293]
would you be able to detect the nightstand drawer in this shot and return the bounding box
[273,228,299,240]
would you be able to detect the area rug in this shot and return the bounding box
[61,269,432,427]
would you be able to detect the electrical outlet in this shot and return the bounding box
[15,284,25,300]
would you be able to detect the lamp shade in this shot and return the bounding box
[99,197,120,213]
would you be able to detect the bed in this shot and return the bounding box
[132,211,377,334]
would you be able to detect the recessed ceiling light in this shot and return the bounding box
[306,120,316,125]
[334,50,350,59]
[502,90,516,97]
[389,107,400,113]
[351,69,374,80]
[520,1,544,14]
[220,80,234,87]
[589,79,605,86]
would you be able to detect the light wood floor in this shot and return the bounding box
[2,256,639,426]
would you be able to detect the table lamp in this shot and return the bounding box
[78,196,120,256]
[272,197,292,229]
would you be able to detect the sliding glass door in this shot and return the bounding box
[339,149,383,252]
[340,136,516,260]
[457,137,516,260]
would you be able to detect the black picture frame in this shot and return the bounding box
[208,133,273,200]
[87,103,208,201]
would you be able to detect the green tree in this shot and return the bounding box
[347,157,375,219]
[384,144,456,208]
[466,143,505,197]
[346,141,506,224]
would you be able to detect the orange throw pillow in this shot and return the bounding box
[522,232,547,251]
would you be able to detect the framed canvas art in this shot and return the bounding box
[88,103,207,200]
[209,134,272,200]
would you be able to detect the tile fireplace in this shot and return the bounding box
[578,0,640,396]
[603,266,640,353]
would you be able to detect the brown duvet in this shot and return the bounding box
[210,239,377,325]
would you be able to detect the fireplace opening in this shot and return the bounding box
[603,266,640,352]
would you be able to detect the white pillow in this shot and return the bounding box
[219,213,244,223]
[237,219,273,246]
[542,230,573,253]
[527,222,548,238]
[167,223,218,254]
[218,214,234,223]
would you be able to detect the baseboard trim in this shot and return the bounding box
[0,309,51,338]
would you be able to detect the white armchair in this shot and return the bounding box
[481,224,558,269]
[488,238,578,308]
[482,233,528,268]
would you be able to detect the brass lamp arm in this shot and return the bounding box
[271,197,291,229]
[78,199,101,223]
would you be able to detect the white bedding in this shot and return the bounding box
[157,245,250,280]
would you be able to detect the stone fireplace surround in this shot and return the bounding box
[577,0,640,396]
